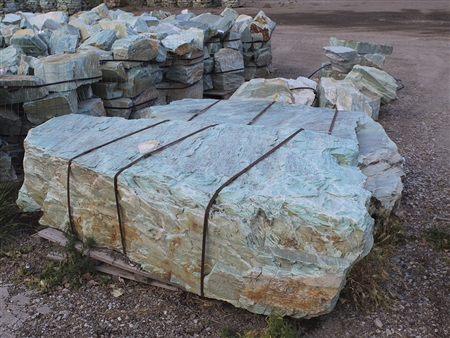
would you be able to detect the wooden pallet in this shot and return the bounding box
[37,228,181,291]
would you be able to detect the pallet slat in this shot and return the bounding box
[38,228,181,291]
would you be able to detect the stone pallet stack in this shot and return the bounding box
[317,37,398,120]
[0,0,90,14]
[18,111,375,319]
[0,5,276,180]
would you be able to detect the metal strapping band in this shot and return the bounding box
[5,75,103,90]
[247,101,276,125]
[288,87,317,95]
[103,97,159,110]
[114,124,218,256]
[328,107,339,135]
[200,127,305,297]
[67,120,170,235]
[155,79,202,91]
[187,100,221,122]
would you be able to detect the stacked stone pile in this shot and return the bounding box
[146,0,240,8]
[318,37,398,120]
[0,5,276,181]
[0,0,89,15]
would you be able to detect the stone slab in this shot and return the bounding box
[0,75,49,104]
[34,52,102,92]
[330,37,393,55]
[18,114,373,319]
[23,90,78,125]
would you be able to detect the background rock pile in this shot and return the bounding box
[318,37,398,120]
[0,4,275,181]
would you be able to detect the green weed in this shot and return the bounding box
[341,213,406,311]
[423,224,450,252]
[260,314,299,338]
[0,181,22,244]
[219,314,300,338]
[30,228,96,291]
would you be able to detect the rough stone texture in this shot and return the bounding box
[17,114,373,318]
[0,45,23,74]
[68,17,92,41]
[112,35,159,61]
[230,78,295,104]
[203,58,214,74]
[98,21,129,40]
[101,61,128,82]
[0,107,22,136]
[34,52,102,92]
[138,98,404,212]
[250,11,276,41]
[330,37,393,55]
[161,34,197,56]
[118,65,162,98]
[1,24,19,46]
[0,139,17,182]
[91,3,109,20]
[214,48,244,73]
[154,79,203,105]
[180,28,205,51]
[0,75,48,104]
[359,53,385,69]
[23,90,78,125]
[103,97,133,118]
[323,46,360,73]
[49,24,79,55]
[345,65,398,104]
[28,12,69,30]
[80,29,117,51]
[42,18,61,31]
[91,82,123,100]
[356,113,404,213]
[131,87,159,112]
[2,13,21,25]
[76,97,106,117]
[318,77,381,120]
[191,13,233,37]
[203,73,213,91]
[223,31,242,50]
[211,70,245,91]
[165,62,204,85]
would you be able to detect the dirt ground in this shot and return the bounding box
[1,1,449,337]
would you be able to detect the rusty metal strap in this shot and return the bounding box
[247,101,276,125]
[200,127,305,297]
[4,75,103,90]
[67,120,170,234]
[187,100,221,122]
[114,124,218,256]
[103,97,159,110]
[328,107,339,135]
[155,79,202,91]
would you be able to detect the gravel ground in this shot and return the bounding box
[1,1,450,337]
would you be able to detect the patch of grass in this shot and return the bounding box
[422,225,450,252]
[263,3,272,8]
[0,181,22,244]
[341,213,406,311]
[27,228,96,291]
[0,245,33,260]
[220,314,300,338]
[261,314,299,338]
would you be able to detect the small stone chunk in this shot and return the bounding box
[24,90,78,125]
